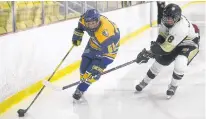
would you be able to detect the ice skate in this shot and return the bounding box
[166,84,178,99]
[135,80,148,92]
[72,88,88,104]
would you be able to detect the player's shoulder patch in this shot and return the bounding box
[102,29,109,37]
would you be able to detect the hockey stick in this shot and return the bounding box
[17,45,74,117]
[43,59,137,91]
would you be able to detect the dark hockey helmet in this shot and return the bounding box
[162,3,182,28]
[84,9,100,31]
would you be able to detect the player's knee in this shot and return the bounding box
[87,76,100,84]
[81,72,92,81]
[80,72,100,86]
[149,61,164,76]
[174,55,188,76]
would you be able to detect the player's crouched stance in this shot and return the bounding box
[135,4,200,99]
[71,9,120,102]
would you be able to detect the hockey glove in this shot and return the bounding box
[72,28,84,46]
[80,65,104,84]
[91,58,106,80]
[136,48,154,64]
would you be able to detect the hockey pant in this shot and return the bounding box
[77,47,117,92]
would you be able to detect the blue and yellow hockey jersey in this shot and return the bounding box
[77,15,120,60]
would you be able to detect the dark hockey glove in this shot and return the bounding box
[72,28,84,46]
[136,48,154,64]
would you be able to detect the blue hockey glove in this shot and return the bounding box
[72,28,84,46]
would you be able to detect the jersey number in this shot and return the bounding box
[167,35,174,43]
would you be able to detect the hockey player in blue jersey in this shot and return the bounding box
[72,9,120,101]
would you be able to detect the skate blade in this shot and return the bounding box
[134,91,141,94]
[166,95,173,99]
[73,98,88,105]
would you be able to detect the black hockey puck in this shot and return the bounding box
[17,109,26,117]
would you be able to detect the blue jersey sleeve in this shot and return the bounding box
[77,21,84,31]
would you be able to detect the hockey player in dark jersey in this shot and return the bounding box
[72,9,120,101]
[135,3,200,98]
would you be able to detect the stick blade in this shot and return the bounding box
[166,95,173,100]
[17,109,26,117]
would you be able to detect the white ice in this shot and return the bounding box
[1,3,205,119]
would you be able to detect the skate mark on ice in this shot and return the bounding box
[147,91,180,119]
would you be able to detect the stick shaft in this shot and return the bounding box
[25,45,74,112]
[62,59,136,90]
